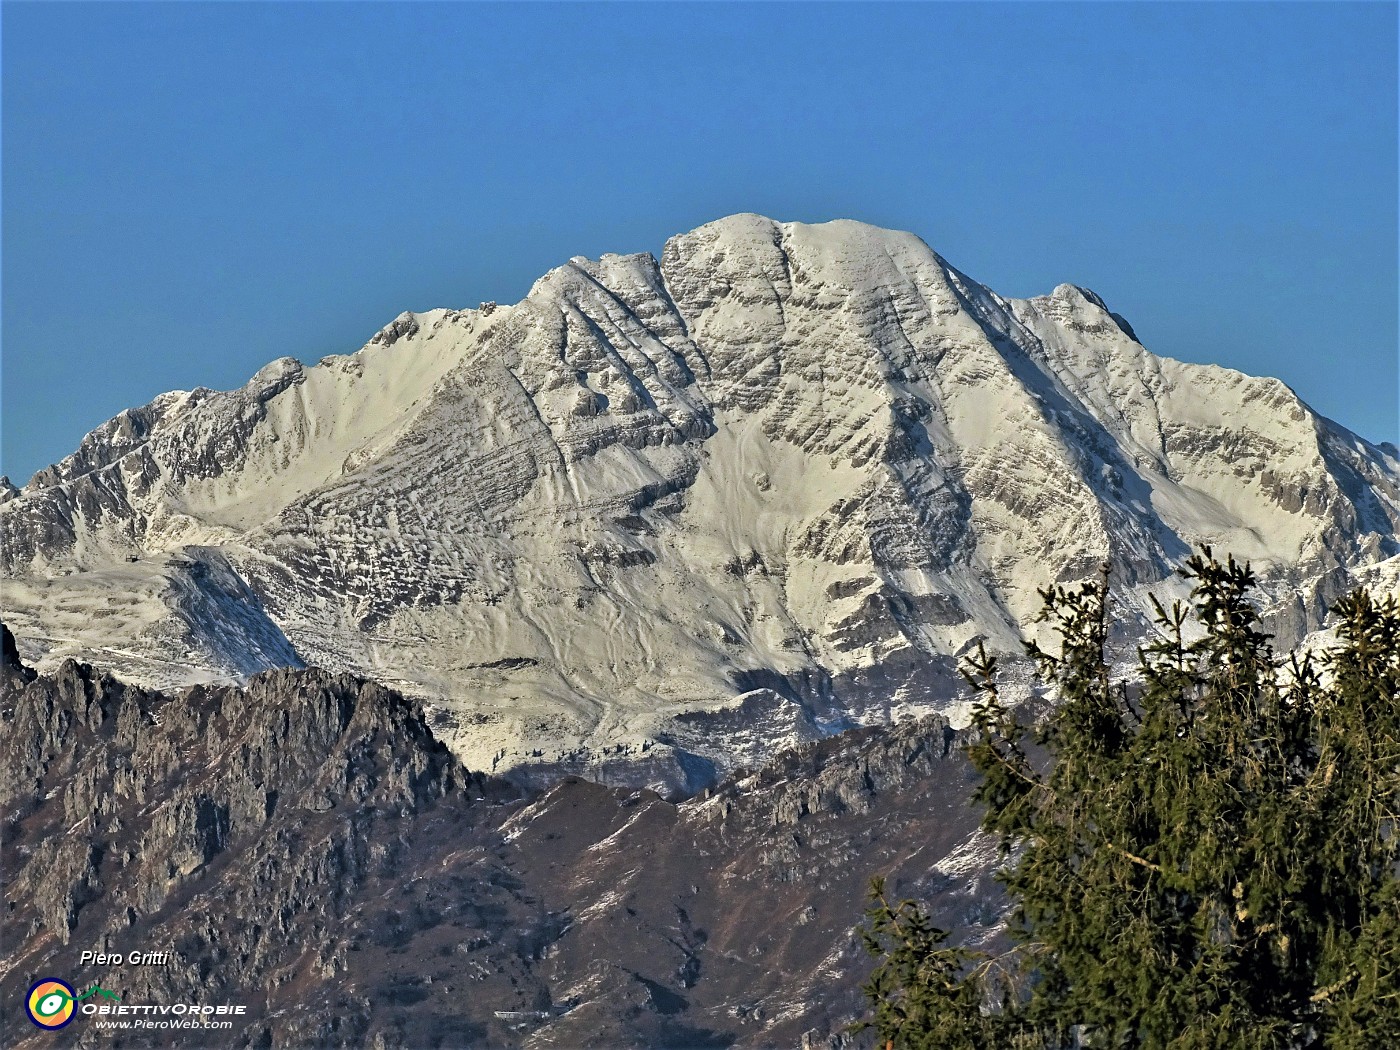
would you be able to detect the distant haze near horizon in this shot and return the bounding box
[3,2,1396,484]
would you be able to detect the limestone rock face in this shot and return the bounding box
[3,215,1397,786]
[1,624,466,956]
[0,636,989,1048]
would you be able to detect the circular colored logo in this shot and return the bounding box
[27,978,77,1029]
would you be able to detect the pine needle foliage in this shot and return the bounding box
[860,550,1399,1049]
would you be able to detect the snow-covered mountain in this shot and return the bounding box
[4,215,1397,787]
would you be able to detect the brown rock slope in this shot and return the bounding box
[1,627,994,1048]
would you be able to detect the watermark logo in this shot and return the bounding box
[25,980,121,1030]
[26,979,76,1029]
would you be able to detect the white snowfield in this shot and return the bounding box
[3,215,1397,789]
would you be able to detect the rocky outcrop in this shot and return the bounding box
[1,639,992,1048]
[0,634,503,1047]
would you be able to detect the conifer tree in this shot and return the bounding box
[860,550,1400,1048]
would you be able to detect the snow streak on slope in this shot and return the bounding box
[3,215,1397,789]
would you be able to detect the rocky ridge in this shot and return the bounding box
[1,629,990,1048]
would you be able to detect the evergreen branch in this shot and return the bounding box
[1308,971,1357,1003]
[1108,843,1161,872]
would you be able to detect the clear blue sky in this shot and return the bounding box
[3,2,1396,484]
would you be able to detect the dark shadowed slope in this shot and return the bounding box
[1,626,994,1048]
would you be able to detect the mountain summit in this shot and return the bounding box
[4,215,1397,788]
